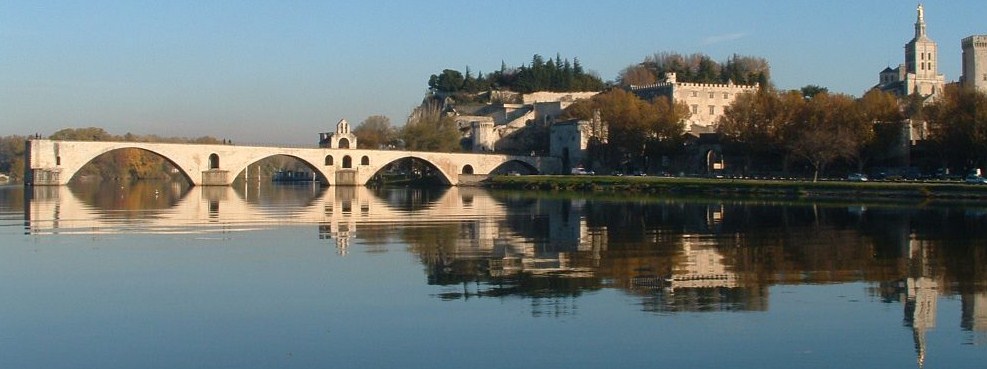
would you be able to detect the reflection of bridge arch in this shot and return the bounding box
[26,139,561,186]
[24,185,509,236]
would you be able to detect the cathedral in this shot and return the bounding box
[875,4,946,101]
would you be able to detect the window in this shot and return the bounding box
[209,153,220,169]
[360,156,369,165]
[709,92,715,99]
[708,105,715,115]
[691,105,698,114]
[723,93,729,99]
[691,91,697,97]
[325,155,333,166]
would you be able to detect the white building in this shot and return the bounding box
[629,72,758,134]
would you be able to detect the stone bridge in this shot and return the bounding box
[24,139,561,186]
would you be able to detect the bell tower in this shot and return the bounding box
[905,4,936,78]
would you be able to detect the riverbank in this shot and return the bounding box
[486,175,987,202]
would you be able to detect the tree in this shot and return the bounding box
[618,64,658,86]
[428,69,465,93]
[0,135,27,181]
[800,85,828,99]
[562,89,687,171]
[353,115,395,149]
[856,89,904,169]
[716,88,796,174]
[924,86,987,171]
[400,101,462,152]
[786,93,861,181]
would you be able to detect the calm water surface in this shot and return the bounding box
[1,182,986,369]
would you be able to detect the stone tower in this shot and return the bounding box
[962,35,987,94]
[903,4,945,98]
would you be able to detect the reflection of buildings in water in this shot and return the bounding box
[632,232,765,313]
[962,291,987,333]
[667,239,738,290]
[903,239,939,369]
[905,276,938,369]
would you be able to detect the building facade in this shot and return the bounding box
[875,4,946,101]
[961,35,987,93]
[629,72,758,134]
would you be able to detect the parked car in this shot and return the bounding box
[847,173,868,182]
[571,168,594,175]
[964,175,987,184]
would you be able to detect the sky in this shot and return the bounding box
[2,0,986,145]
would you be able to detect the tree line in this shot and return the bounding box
[428,54,606,98]
[717,85,987,180]
[619,52,770,87]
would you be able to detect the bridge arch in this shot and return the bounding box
[63,145,195,185]
[371,155,454,186]
[231,153,329,184]
[462,165,474,175]
[489,159,539,175]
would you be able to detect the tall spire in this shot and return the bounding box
[915,3,927,39]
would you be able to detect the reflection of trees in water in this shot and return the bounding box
[403,194,987,315]
[369,187,448,212]
[235,182,326,208]
[68,180,190,213]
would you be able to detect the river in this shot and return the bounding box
[1,181,985,369]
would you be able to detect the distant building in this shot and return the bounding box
[875,4,946,102]
[628,72,758,134]
[454,91,599,153]
[961,35,987,94]
[318,119,357,149]
[549,111,607,171]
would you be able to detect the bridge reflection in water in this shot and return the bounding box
[20,183,987,364]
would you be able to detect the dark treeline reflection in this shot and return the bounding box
[406,192,987,321]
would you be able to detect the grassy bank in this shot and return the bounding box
[486,175,987,202]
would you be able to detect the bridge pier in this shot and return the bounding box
[25,168,63,186]
[201,170,231,186]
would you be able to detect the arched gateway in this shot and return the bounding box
[24,139,559,186]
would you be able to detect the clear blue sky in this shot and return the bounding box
[2,0,985,145]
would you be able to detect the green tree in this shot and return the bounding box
[799,85,828,99]
[353,115,396,149]
[428,69,465,93]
